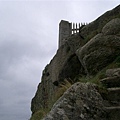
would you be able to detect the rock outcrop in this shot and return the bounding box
[42,82,106,120]
[80,5,120,42]
[102,18,120,35]
[31,5,120,120]
[106,68,120,77]
[76,18,120,75]
[31,34,85,114]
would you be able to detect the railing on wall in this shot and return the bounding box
[71,22,87,34]
[59,20,88,48]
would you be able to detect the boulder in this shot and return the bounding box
[42,82,106,120]
[102,18,120,35]
[76,31,120,75]
[106,68,120,77]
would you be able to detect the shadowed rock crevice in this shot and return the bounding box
[58,54,85,84]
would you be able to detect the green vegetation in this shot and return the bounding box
[57,79,72,96]
[30,109,47,120]
[30,79,72,120]
[73,55,120,96]
[111,55,120,67]
[31,55,120,120]
[77,55,120,84]
[85,30,98,43]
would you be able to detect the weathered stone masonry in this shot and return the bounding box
[59,20,87,48]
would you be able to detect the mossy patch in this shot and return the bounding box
[30,109,48,120]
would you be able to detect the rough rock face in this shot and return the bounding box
[106,68,120,77]
[100,68,120,88]
[31,5,120,118]
[80,5,120,42]
[76,18,120,75]
[50,34,85,85]
[42,82,106,120]
[102,18,120,35]
[31,34,85,114]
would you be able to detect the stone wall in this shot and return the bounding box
[59,20,72,47]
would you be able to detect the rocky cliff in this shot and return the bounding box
[30,5,120,120]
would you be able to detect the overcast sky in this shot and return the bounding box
[0,0,119,120]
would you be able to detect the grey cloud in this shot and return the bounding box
[0,1,119,120]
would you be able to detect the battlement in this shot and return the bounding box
[59,20,87,48]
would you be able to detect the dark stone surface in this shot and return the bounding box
[42,82,107,120]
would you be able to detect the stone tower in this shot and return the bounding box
[59,20,72,48]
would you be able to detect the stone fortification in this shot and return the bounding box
[59,20,72,47]
[59,20,86,48]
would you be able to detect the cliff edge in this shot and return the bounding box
[30,5,120,120]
